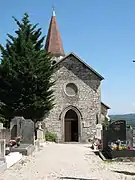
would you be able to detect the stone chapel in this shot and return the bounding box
[44,10,110,143]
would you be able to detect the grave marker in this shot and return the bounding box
[10,117,25,139]
[37,122,44,142]
[126,125,133,148]
[109,120,126,142]
[133,128,135,149]
[0,139,5,161]
[21,119,35,145]
[103,120,126,150]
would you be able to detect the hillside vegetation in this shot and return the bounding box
[109,114,135,127]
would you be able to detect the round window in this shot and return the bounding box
[65,83,78,96]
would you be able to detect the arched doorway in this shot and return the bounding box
[64,109,78,142]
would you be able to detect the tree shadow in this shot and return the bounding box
[113,170,135,176]
[60,177,98,180]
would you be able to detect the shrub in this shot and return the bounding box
[45,131,57,142]
[102,116,109,130]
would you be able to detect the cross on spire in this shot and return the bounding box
[52,6,56,16]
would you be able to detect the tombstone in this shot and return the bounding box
[0,123,3,130]
[132,128,135,149]
[21,119,35,145]
[37,122,44,142]
[103,120,126,150]
[95,124,102,140]
[10,117,25,140]
[126,125,133,148]
[0,139,5,161]
[35,121,46,140]
[109,120,126,142]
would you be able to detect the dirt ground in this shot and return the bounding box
[0,143,135,180]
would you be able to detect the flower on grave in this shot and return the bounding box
[15,136,22,147]
[98,141,103,150]
[8,136,22,147]
[15,136,21,142]
[127,146,132,150]
[9,140,16,147]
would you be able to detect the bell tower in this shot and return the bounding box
[45,8,65,61]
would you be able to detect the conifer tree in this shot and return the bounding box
[0,13,55,123]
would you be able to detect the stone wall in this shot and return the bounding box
[101,103,110,125]
[101,103,108,117]
[44,55,102,142]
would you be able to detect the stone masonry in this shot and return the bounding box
[44,53,103,142]
[43,10,110,143]
[101,102,110,117]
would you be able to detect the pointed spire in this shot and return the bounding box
[45,8,65,57]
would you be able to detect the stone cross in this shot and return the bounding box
[37,122,44,142]
[38,122,42,130]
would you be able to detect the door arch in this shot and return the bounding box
[60,106,82,142]
[64,109,78,142]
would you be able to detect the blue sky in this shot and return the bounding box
[0,0,135,115]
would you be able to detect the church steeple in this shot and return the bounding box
[45,8,65,57]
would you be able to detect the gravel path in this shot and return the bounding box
[0,143,135,180]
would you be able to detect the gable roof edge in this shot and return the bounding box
[56,52,104,80]
[101,102,111,109]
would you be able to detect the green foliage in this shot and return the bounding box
[0,13,55,122]
[102,116,109,130]
[0,102,8,126]
[0,116,7,126]
[45,131,57,142]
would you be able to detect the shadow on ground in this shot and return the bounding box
[113,170,135,176]
[84,146,91,148]
[60,177,98,180]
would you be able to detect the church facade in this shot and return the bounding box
[44,10,110,143]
